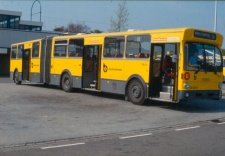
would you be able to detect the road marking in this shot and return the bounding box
[41,142,85,150]
[217,122,225,125]
[119,133,152,139]
[175,126,200,131]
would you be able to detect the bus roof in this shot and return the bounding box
[11,27,223,47]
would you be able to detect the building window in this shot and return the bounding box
[9,16,20,29]
[19,25,30,31]
[0,15,7,28]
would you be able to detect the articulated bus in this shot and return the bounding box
[223,56,225,82]
[10,28,224,105]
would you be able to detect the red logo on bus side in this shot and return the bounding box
[184,72,190,80]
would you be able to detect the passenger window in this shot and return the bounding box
[54,40,67,57]
[32,42,40,58]
[68,39,84,57]
[104,36,125,58]
[18,45,23,58]
[11,46,17,59]
[126,35,150,58]
[152,46,162,77]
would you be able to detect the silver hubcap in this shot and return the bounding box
[132,85,141,98]
[65,78,70,87]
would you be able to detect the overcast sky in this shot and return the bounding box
[1,0,225,47]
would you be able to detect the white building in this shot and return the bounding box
[0,9,61,76]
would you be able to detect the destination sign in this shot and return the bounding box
[194,30,216,40]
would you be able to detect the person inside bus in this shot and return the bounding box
[189,50,200,65]
[163,55,173,71]
[163,55,174,85]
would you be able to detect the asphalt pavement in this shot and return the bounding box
[0,77,225,154]
[1,119,225,156]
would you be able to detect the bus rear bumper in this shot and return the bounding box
[178,90,222,101]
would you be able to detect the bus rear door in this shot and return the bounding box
[22,43,32,81]
[82,45,101,89]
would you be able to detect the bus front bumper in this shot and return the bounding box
[179,90,222,101]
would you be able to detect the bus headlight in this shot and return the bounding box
[184,82,190,89]
[185,92,189,98]
[218,82,222,89]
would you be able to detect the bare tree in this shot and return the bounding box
[91,29,103,33]
[53,26,66,32]
[109,1,129,32]
[66,22,91,33]
[54,22,91,33]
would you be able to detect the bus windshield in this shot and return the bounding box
[184,42,223,73]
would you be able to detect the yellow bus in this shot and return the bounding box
[223,56,225,82]
[10,28,224,105]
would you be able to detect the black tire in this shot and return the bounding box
[43,83,49,87]
[127,79,146,105]
[61,73,73,92]
[14,71,22,85]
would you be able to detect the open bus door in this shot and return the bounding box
[82,45,101,90]
[149,44,164,97]
[149,43,178,101]
[22,43,31,81]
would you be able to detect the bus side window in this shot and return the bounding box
[76,52,83,57]
[69,52,76,57]
[69,39,84,58]
[32,42,40,58]
[136,52,145,58]
[104,52,112,57]
[54,40,67,57]
[126,35,150,59]
[11,46,17,59]
[18,45,23,58]
[104,36,125,58]
[54,46,66,57]
[114,53,123,58]
[54,52,59,56]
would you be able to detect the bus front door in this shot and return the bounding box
[22,49,31,81]
[150,43,178,101]
[82,45,101,89]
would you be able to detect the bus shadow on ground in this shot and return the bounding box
[74,89,225,114]
[144,98,225,113]
[24,83,126,100]
[22,83,225,113]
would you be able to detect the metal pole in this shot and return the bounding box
[214,0,217,32]
[30,0,42,22]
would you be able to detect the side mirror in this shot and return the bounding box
[172,54,178,63]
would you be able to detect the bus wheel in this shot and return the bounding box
[127,79,145,105]
[14,71,22,85]
[44,83,49,87]
[61,73,73,92]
